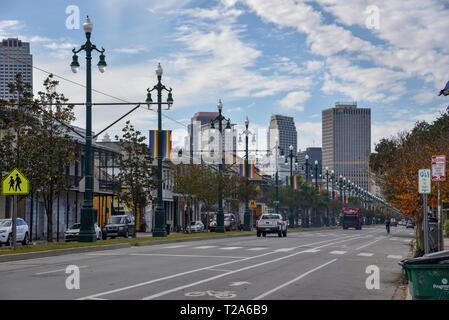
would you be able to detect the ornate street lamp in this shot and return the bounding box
[146,63,174,237]
[286,144,295,227]
[239,116,256,231]
[71,16,107,242]
[210,99,231,233]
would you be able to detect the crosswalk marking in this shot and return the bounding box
[193,246,217,249]
[248,248,267,251]
[329,251,347,255]
[357,253,374,257]
[387,255,402,259]
[220,247,243,250]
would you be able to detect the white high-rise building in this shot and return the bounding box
[0,38,32,99]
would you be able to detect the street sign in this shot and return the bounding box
[273,200,280,204]
[418,169,431,194]
[249,200,257,208]
[431,155,446,181]
[2,168,29,195]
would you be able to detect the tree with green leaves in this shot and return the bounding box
[115,120,157,237]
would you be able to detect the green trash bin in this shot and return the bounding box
[399,250,449,300]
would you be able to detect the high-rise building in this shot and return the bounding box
[0,38,33,99]
[322,102,371,191]
[297,147,322,182]
[186,111,237,163]
[267,115,297,156]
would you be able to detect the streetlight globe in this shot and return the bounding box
[83,16,93,33]
[305,154,309,160]
[245,116,249,127]
[289,145,293,151]
[325,166,329,171]
[217,99,223,111]
[155,63,163,77]
[314,160,318,165]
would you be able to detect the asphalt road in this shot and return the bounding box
[0,225,414,300]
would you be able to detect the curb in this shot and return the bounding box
[0,226,346,263]
[0,232,257,263]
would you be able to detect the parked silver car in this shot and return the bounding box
[189,221,205,233]
[0,218,30,246]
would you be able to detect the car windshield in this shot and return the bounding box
[70,223,81,229]
[108,216,126,224]
[0,220,11,227]
[190,222,199,225]
[261,215,280,219]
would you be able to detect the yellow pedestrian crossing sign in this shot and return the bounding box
[249,200,257,208]
[2,169,29,195]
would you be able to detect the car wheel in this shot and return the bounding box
[257,230,261,237]
[98,231,102,240]
[6,234,11,246]
[278,231,282,237]
[22,232,29,245]
[124,230,129,238]
[262,232,266,237]
[102,233,107,240]
[283,230,287,237]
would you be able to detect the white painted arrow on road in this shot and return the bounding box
[229,281,251,286]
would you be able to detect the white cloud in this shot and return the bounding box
[279,91,310,111]
[296,121,322,151]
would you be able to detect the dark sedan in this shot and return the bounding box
[102,215,135,239]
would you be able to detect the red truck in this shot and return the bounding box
[341,207,362,230]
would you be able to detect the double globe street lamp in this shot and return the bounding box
[284,144,296,228]
[146,63,173,237]
[238,117,256,231]
[210,100,231,233]
[71,16,107,242]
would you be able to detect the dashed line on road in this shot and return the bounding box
[357,253,374,257]
[329,251,347,255]
[252,259,338,300]
[162,245,189,249]
[387,255,402,259]
[130,253,246,259]
[247,247,268,251]
[35,265,88,275]
[220,247,243,250]
[274,248,296,252]
[193,246,217,249]
[303,249,320,253]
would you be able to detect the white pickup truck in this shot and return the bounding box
[256,214,287,237]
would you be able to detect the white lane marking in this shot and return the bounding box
[303,249,320,253]
[252,259,338,300]
[193,246,217,249]
[357,253,374,257]
[78,234,369,300]
[35,265,88,275]
[130,253,245,259]
[141,235,371,300]
[162,245,189,249]
[230,281,251,286]
[329,251,346,255]
[355,238,384,250]
[207,268,233,272]
[403,240,411,243]
[247,248,268,251]
[390,238,399,241]
[274,248,295,252]
[220,247,243,250]
[387,255,402,259]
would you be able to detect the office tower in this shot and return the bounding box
[186,111,236,162]
[297,147,322,182]
[322,102,371,191]
[267,115,297,156]
[0,38,32,99]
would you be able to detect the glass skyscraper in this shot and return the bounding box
[0,38,33,99]
[322,102,371,191]
[267,114,297,156]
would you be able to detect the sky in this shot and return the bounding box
[1,0,449,156]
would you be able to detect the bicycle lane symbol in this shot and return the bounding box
[185,290,236,299]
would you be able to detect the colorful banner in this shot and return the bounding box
[286,176,299,189]
[149,130,172,159]
[319,185,322,194]
[240,160,255,179]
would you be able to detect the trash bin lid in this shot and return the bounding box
[399,250,449,265]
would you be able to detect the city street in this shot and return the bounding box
[0,225,413,300]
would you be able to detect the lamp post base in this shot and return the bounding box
[243,207,251,231]
[153,206,167,237]
[77,207,97,243]
[215,226,225,233]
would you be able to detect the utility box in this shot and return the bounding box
[429,217,438,253]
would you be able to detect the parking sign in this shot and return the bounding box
[431,155,446,181]
[419,169,431,194]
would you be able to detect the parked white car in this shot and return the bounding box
[64,223,102,241]
[189,221,205,233]
[0,218,30,246]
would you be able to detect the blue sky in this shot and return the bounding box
[1,0,449,153]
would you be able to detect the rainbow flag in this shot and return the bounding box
[286,176,299,189]
[240,160,255,178]
[149,130,172,159]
